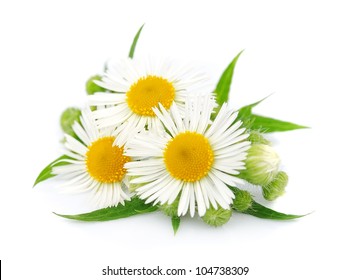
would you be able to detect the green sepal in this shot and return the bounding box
[128,24,145,59]
[54,197,158,222]
[159,198,179,217]
[231,188,252,212]
[241,200,305,220]
[202,206,233,227]
[262,171,288,201]
[247,130,271,145]
[171,216,181,235]
[237,96,308,133]
[214,50,243,106]
[33,155,73,187]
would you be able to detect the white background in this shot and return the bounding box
[1,0,348,279]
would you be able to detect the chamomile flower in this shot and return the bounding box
[125,95,251,217]
[88,57,207,131]
[52,108,133,208]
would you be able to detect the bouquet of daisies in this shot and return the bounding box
[34,25,307,233]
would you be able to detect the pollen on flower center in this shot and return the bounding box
[126,75,175,117]
[86,137,130,183]
[164,132,214,182]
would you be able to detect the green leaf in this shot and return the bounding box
[215,50,243,106]
[237,96,308,133]
[128,24,145,59]
[33,155,72,187]
[54,197,158,222]
[171,216,181,235]
[241,200,305,220]
[237,96,270,120]
[249,114,309,132]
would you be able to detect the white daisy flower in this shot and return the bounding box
[125,95,251,217]
[52,108,133,209]
[88,57,208,131]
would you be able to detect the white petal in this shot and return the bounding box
[189,184,196,217]
[207,172,235,203]
[194,181,206,216]
[167,181,183,204]
[153,105,178,137]
[214,141,251,157]
[130,170,168,184]
[72,122,91,146]
[136,175,172,195]
[169,104,185,132]
[211,168,244,187]
[64,134,88,156]
[147,177,177,205]
[207,111,239,141]
[178,184,190,216]
[211,128,248,150]
[198,179,210,209]
[201,177,218,209]
[53,163,85,174]
[88,93,126,106]
[204,103,228,138]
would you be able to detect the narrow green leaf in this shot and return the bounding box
[33,155,72,187]
[249,114,309,132]
[237,96,308,132]
[237,95,270,120]
[215,50,244,106]
[54,197,158,222]
[241,200,305,220]
[171,216,181,235]
[128,24,145,59]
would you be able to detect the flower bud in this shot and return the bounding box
[60,107,81,138]
[248,131,271,145]
[239,144,280,186]
[202,206,232,227]
[233,189,252,212]
[263,171,288,201]
[85,75,106,95]
[159,198,179,217]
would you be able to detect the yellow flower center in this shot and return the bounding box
[86,137,130,183]
[126,75,175,116]
[164,132,214,182]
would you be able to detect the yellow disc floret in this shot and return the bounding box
[126,75,175,116]
[86,137,130,183]
[164,132,214,182]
